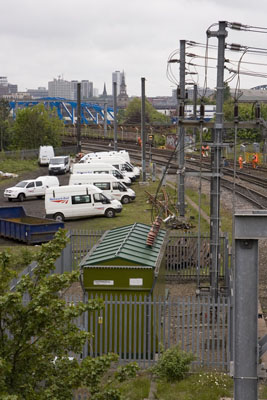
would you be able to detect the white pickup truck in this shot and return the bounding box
[4,176,59,202]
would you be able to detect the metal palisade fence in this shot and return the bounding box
[70,230,230,288]
[0,145,77,161]
[9,229,231,373]
[67,293,230,371]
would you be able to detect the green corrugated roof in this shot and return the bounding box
[80,223,167,268]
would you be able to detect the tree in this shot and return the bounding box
[0,99,12,151]
[11,104,64,149]
[0,230,138,399]
[223,101,263,142]
[123,98,170,125]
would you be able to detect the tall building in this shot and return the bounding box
[48,77,71,99]
[112,70,123,94]
[49,78,94,100]
[81,80,93,99]
[70,80,78,100]
[0,77,18,97]
[27,87,48,98]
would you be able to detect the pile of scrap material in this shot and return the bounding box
[0,171,18,178]
[145,189,194,230]
[164,215,194,230]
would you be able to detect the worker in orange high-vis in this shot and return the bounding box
[252,153,258,169]
[238,155,243,169]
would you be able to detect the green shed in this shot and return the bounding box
[80,222,169,358]
[80,222,168,298]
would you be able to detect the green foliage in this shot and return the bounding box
[0,229,139,399]
[156,370,233,400]
[114,374,150,400]
[0,159,38,176]
[223,100,263,142]
[81,356,139,400]
[123,98,170,125]
[154,134,166,147]
[0,99,12,151]
[11,103,64,149]
[151,345,195,382]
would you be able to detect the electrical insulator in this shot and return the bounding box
[179,104,184,118]
[234,103,239,119]
[255,103,261,120]
[229,43,242,52]
[200,103,205,120]
[230,22,242,30]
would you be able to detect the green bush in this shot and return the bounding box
[151,345,195,382]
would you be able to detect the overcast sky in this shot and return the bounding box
[2,0,267,97]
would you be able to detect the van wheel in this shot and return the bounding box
[105,208,115,218]
[18,193,25,202]
[53,213,64,222]
[121,195,130,204]
[37,196,43,199]
[8,198,12,202]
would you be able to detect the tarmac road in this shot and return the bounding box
[0,166,74,246]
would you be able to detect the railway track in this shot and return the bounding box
[64,137,267,209]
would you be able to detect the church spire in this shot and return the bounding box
[102,83,107,97]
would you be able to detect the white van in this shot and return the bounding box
[80,150,130,163]
[48,156,70,175]
[82,156,139,181]
[69,174,136,204]
[71,162,131,186]
[4,176,59,202]
[45,185,122,221]
[38,146,55,166]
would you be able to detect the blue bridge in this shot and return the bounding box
[9,97,114,125]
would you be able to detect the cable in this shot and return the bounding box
[234,48,248,101]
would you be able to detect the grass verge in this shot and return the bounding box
[0,159,39,186]
[156,371,233,400]
[113,373,150,400]
[73,179,211,233]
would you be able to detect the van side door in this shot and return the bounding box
[71,194,93,217]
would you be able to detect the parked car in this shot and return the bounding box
[48,156,70,175]
[69,174,136,204]
[81,155,139,181]
[4,177,59,202]
[38,146,55,166]
[45,184,122,221]
[71,162,131,186]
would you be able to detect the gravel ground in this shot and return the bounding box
[185,174,267,317]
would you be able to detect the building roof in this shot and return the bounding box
[80,223,167,268]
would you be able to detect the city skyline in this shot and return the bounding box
[1,1,267,98]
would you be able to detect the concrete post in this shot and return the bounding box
[141,77,146,181]
[76,82,81,154]
[113,82,118,151]
[104,102,107,137]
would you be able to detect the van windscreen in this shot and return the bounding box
[50,158,65,164]
[15,181,28,188]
